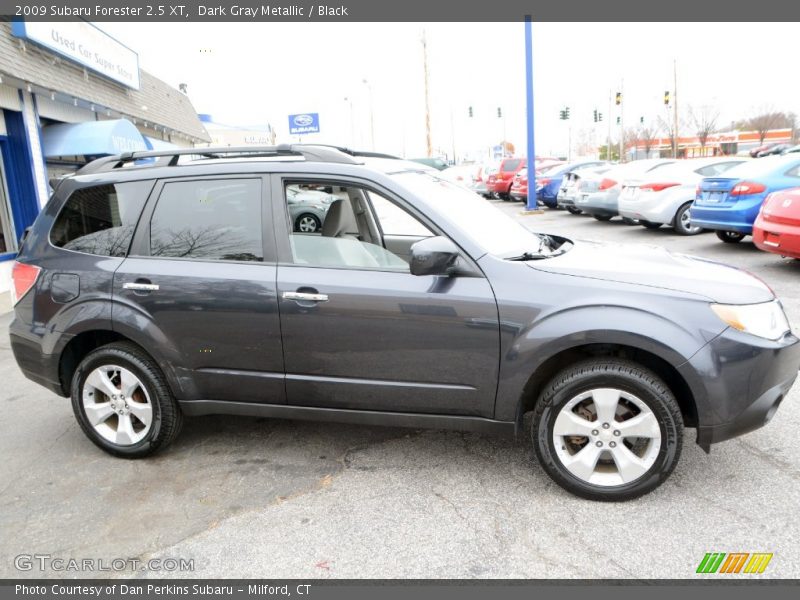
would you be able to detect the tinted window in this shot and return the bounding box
[149,179,263,262]
[51,181,152,257]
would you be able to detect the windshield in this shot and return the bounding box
[392,172,544,257]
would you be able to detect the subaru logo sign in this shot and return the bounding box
[288,112,320,135]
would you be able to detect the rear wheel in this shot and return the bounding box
[716,230,746,243]
[532,359,682,501]
[593,214,613,222]
[71,343,183,458]
[566,206,582,215]
[640,220,662,230]
[673,203,703,235]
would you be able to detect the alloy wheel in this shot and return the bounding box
[82,365,153,446]
[552,387,661,487]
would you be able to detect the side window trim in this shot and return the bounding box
[128,174,276,263]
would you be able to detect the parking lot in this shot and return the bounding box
[1,202,799,580]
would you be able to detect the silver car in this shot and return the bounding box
[287,185,337,233]
[617,157,747,235]
[575,159,676,222]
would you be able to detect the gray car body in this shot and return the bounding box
[10,154,800,451]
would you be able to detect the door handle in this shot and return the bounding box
[282,291,328,302]
[123,282,160,292]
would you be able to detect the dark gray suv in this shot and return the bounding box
[9,145,800,501]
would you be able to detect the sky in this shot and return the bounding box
[97,22,800,160]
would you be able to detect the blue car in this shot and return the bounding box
[535,160,607,208]
[692,155,800,243]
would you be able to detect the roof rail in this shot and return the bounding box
[76,144,381,175]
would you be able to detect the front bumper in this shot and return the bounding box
[680,326,800,451]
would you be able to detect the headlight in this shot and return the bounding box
[711,300,790,340]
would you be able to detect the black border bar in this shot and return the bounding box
[1,0,800,21]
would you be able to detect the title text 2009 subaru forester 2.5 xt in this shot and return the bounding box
[9,145,800,501]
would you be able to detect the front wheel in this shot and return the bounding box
[716,230,746,243]
[566,206,582,215]
[532,359,683,501]
[673,203,703,235]
[71,342,183,458]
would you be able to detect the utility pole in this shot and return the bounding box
[450,106,456,164]
[607,89,613,161]
[361,79,375,151]
[618,81,624,162]
[673,59,679,158]
[422,29,432,158]
[524,15,536,211]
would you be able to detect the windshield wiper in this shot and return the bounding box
[505,251,547,261]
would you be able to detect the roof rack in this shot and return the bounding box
[76,144,398,175]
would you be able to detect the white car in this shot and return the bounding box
[617,157,748,235]
[440,165,478,189]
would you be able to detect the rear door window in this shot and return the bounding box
[148,179,263,261]
[50,181,153,257]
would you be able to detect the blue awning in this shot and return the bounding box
[42,119,147,158]
[143,136,180,151]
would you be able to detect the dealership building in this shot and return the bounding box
[0,21,210,294]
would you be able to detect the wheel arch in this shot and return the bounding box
[515,343,698,433]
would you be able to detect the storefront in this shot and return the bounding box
[0,20,211,294]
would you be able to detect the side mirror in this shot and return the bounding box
[410,236,460,276]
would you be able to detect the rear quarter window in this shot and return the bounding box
[50,181,153,257]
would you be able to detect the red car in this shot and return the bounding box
[753,187,800,258]
[509,168,528,201]
[486,157,526,200]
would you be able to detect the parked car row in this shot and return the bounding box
[496,153,800,261]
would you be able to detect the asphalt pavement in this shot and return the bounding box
[1,202,798,579]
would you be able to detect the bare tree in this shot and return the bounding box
[690,105,720,151]
[636,122,661,159]
[748,109,785,145]
[658,110,681,158]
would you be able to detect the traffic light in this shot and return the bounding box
[640,116,644,124]
[559,109,565,120]
[593,109,598,123]
[615,92,622,105]
[497,107,502,118]
[616,116,621,124]
[664,91,670,105]
[564,106,570,119]
[598,112,603,122]
[468,106,473,118]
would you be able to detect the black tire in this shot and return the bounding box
[640,220,662,230]
[294,213,321,233]
[716,230,746,244]
[71,342,183,458]
[673,203,703,236]
[566,206,582,215]
[621,217,637,225]
[593,214,613,222]
[532,359,683,502]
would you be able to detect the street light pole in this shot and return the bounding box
[422,29,432,158]
[362,79,375,151]
[673,59,679,159]
[524,15,536,211]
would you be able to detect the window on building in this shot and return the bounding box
[149,179,263,261]
[50,181,153,257]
